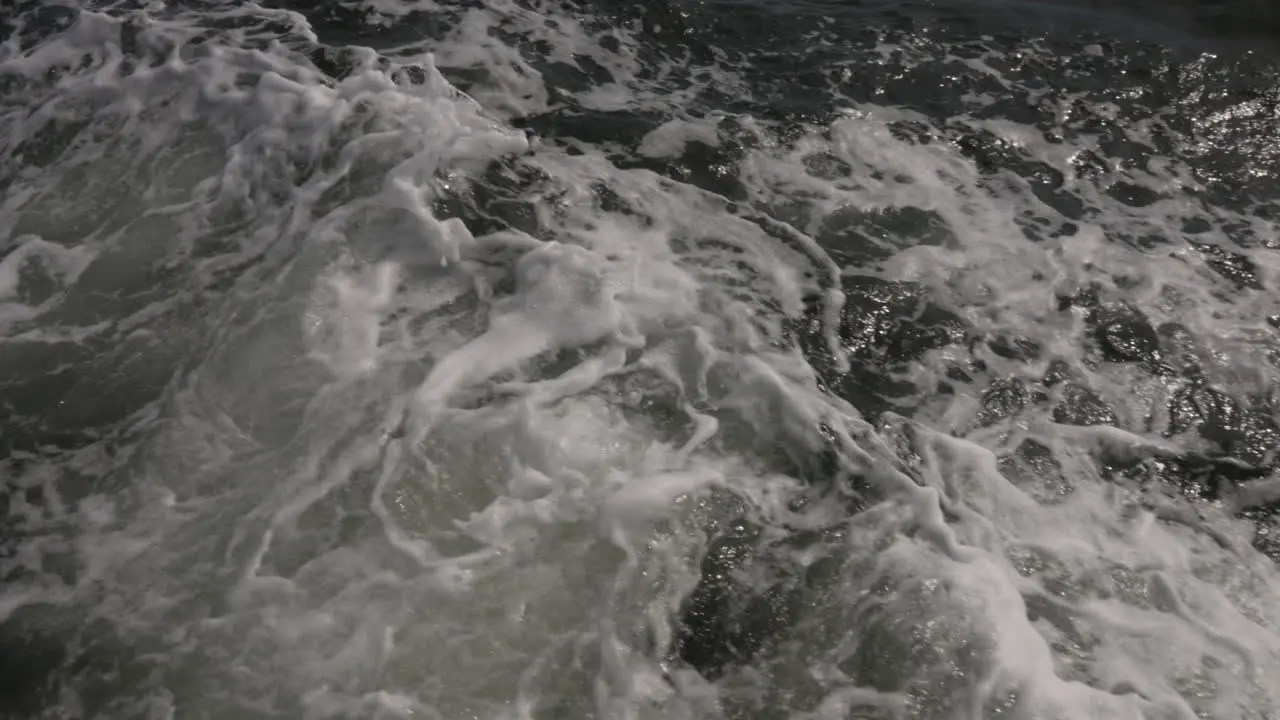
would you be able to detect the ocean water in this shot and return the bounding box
[2,0,1279,718]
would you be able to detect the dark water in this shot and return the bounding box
[2,0,1280,718]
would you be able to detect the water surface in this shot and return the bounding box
[2,0,1280,718]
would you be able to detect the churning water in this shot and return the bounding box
[2,0,1280,718]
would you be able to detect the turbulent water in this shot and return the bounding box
[2,0,1280,718]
